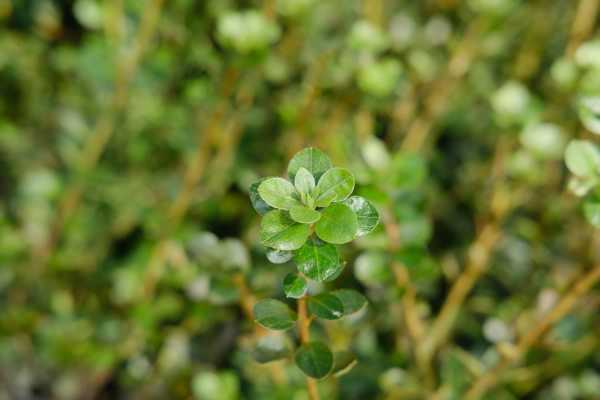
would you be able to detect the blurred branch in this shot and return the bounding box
[464,264,600,399]
[417,140,512,371]
[566,0,600,57]
[43,0,166,262]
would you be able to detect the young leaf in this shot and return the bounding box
[332,289,367,315]
[308,293,344,320]
[290,205,321,224]
[315,167,355,207]
[266,249,293,264]
[294,167,316,196]
[250,178,273,215]
[252,334,292,363]
[258,177,299,210]
[261,210,311,250]
[295,342,333,379]
[287,147,333,181]
[315,203,358,244]
[343,196,379,237]
[331,351,357,377]
[564,140,600,178]
[294,238,343,282]
[283,273,307,299]
[253,299,297,330]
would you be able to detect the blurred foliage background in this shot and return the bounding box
[1,0,600,399]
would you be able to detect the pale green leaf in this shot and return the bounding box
[565,140,600,178]
[315,167,355,207]
[287,147,333,181]
[258,177,299,210]
[294,167,316,196]
[289,205,321,224]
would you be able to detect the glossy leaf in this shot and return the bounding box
[315,167,355,207]
[294,167,316,196]
[282,273,307,299]
[308,293,344,320]
[260,210,311,250]
[332,289,367,315]
[295,342,333,379]
[289,205,321,224]
[258,177,299,210]
[287,147,333,181]
[315,203,358,244]
[250,178,273,215]
[343,196,379,237]
[253,299,297,330]
[266,249,293,264]
[294,238,343,282]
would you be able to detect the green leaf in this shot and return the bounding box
[565,140,600,178]
[290,205,321,224]
[287,147,333,181]
[315,167,355,207]
[258,177,299,210]
[261,210,311,250]
[294,238,343,282]
[294,167,316,196]
[283,273,307,299]
[343,196,379,237]
[266,249,293,264]
[252,334,292,363]
[250,178,273,215]
[332,289,367,315]
[308,293,344,320]
[295,342,333,379]
[331,351,357,377]
[315,203,358,244]
[253,299,297,330]
[578,96,600,135]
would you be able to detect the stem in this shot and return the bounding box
[464,264,600,399]
[298,297,320,400]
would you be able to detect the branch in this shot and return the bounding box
[464,264,600,399]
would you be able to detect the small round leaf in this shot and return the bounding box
[295,342,333,379]
[343,196,379,237]
[288,147,333,181]
[332,289,367,315]
[254,299,297,330]
[332,351,357,377]
[315,203,358,244]
[283,273,307,299]
[266,249,293,264]
[315,167,355,207]
[294,167,316,196]
[258,177,300,210]
[308,293,344,320]
[294,238,343,282]
[290,205,321,224]
[261,210,311,250]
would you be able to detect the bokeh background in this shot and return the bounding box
[1,0,600,399]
